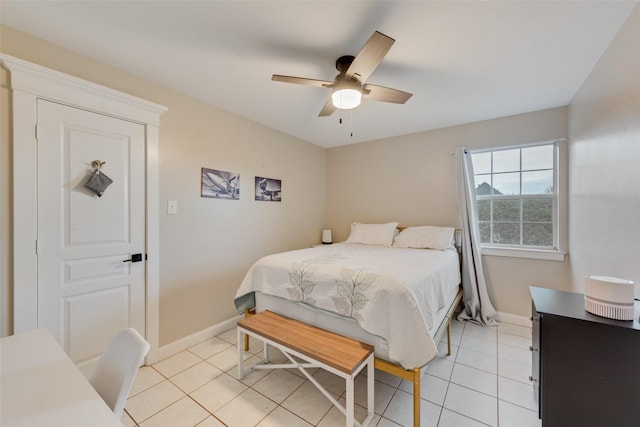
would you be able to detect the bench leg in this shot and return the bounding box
[346,377,354,427]
[413,368,420,427]
[367,356,375,425]
[447,319,452,356]
[237,328,244,380]
[243,309,251,351]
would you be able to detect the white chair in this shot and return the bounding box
[89,328,150,418]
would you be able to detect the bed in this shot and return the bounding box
[234,223,462,427]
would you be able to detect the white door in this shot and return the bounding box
[37,99,146,374]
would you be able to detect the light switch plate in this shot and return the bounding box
[167,200,178,214]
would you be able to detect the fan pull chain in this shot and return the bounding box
[338,114,353,138]
[350,108,354,137]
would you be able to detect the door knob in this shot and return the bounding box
[123,253,143,263]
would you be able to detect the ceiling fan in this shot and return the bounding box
[272,31,413,117]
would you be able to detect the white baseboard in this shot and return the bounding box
[148,314,243,364]
[495,311,531,328]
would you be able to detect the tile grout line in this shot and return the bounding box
[184,392,227,426]
[440,321,497,427]
[222,352,342,426]
[127,365,185,425]
[245,369,309,425]
[127,321,535,427]
[436,321,478,426]
[129,351,222,426]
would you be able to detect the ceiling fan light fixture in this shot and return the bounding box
[272,31,411,116]
[331,88,361,110]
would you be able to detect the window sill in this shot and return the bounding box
[481,246,566,261]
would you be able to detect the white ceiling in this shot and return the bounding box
[1,1,636,148]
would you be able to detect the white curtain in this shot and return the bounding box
[456,147,497,326]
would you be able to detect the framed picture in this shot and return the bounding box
[255,176,282,202]
[201,168,240,199]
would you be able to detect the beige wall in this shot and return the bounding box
[0,25,327,343]
[2,2,638,340]
[327,107,573,317]
[568,5,640,297]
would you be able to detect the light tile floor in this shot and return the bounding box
[122,319,542,427]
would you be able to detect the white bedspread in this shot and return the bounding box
[235,243,461,368]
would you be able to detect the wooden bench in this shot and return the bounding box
[237,310,375,427]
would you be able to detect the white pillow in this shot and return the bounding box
[345,222,399,246]
[392,226,455,250]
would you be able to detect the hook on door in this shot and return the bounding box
[91,160,106,171]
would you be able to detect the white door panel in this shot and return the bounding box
[37,100,146,373]
[65,286,130,363]
[66,128,131,244]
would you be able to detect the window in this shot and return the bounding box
[471,141,561,255]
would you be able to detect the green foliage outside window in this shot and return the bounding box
[472,143,557,249]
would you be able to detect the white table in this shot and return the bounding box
[1,329,124,427]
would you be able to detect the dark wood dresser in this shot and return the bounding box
[530,286,639,427]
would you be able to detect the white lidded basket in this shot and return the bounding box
[584,275,635,321]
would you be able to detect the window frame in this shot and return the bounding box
[470,140,567,261]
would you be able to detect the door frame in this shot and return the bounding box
[1,54,167,362]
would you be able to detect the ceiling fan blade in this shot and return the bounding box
[345,31,394,82]
[318,97,336,116]
[362,83,413,104]
[272,74,333,88]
